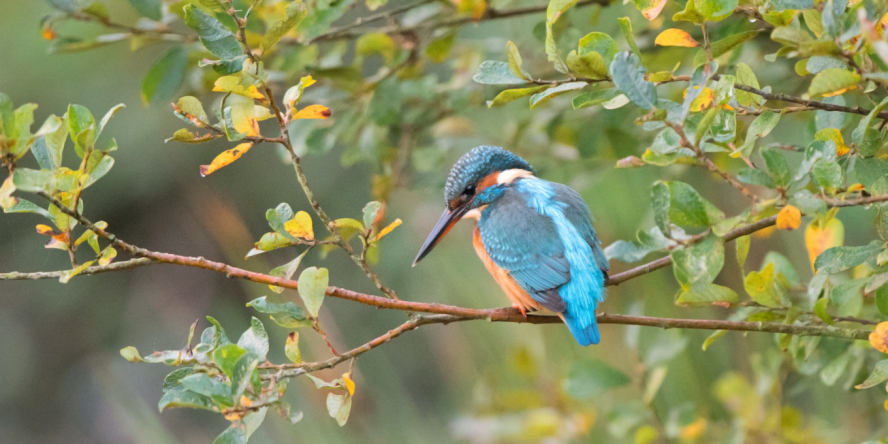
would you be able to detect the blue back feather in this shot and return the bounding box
[478,177,608,346]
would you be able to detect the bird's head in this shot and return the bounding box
[413,146,534,266]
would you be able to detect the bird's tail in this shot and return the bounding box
[558,311,600,346]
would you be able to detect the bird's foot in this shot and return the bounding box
[512,303,527,317]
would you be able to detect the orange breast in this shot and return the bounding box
[473,225,540,313]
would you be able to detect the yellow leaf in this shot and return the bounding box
[848,183,865,192]
[753,225,776,238]
[99,246,117,266]
[200,143,253,177]
[655,29,699,47]
[230,102,260,137]
[687,87,715,111]
[213,76,265,101]
[300,75,316,89]
[471,0,487,20]
[293,104,332,120]
[60,260,94,283]
[776,205,801,230]
[870,322,888,354]
[286,332,302,363]
[342,373,355,396]
[805,217,845,269]
[642,0,667,20]
[814,128,849,156]
[373,218,402,241]
[284,211,314,240]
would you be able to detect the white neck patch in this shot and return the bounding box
[497,169,533,185]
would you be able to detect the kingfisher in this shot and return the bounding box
[413,146,609,346]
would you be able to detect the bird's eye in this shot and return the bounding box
[463,185,476,196]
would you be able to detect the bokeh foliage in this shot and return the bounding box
[4,0,888,442]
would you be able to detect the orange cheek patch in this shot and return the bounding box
[477,171,501,191]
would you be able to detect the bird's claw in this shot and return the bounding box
[512,303,527,317]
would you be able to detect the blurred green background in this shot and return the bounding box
[2,1,888,443]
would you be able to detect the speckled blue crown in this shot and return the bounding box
[444,146,534,204]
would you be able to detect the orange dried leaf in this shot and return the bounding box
[342,373,355,396]
[655,29,699,47]
[284,211,314,240]
[200,143,253,177]
[776,205,801,230]
[36,224,55,235]
[848,183,865,192]
[213,76,265,101]
[642,0,668,20]
[870,322,888,353]
[373,218,402,241]
[42,26,56,40]
[471,0,487,20]
[293,105,332,120]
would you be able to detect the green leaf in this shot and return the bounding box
[142,47,188,105]
[183,4,245,73]
[165,128,216,144]
[231,352,259,401]
[68,104,96,156]
[298,267,328,318]
[506,41,529,80]
[806,56,848,74]
[672,235,725,290]
[808,68,860,97]
[676,283,738,307]
[744,263,787,308]
[546,0,579,21]
[179,373,234,407]
[162,368,196,392]
[158,390,217,412]
[736,235,750,274]
[830,277,866,314]
[814,242,884,273]
[127,0,161,21]
[213,344,246,378]
[813,297,834,324]
[577,32,618,66]
[237,317,269,362]
[693,31,759,66]
[673,0,705,23]
[609,52,656,110]
[176,96,209,125]
[562,359,631,400]
[267,250,309,294]
[214,423,247,444]
[488,86,549,108]
[472,61,528,85]
[31,116,67,170]
[572,88,621,109]
[529,82,588,109]
[762,251,799,288]
[735,62,764,106]
[876,284,888,316]
[566,51,608,79]
[855,360,888,389]
[248,296,311,328]
[664,181,723,228]
[852,97,888,147]
[761,148,790,187]
[3,198,53,220]
[326,393,352,426]
[426,32,456,63]
[812,160,843,189]
[702,330,727,350]
[651,181,671,237]
[695,0,739,20]
[617,18,642,62]
[261,2,307,54]
[12,168,55,193]
[363,201,381,228]
[197,0,227,12]
[206,315,231,348]
[267,202,296,240]
[286,332,302,363]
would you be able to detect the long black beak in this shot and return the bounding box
[413,206,468,266]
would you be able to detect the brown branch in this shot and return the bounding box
[303,0,608,43]
[306,0,436,44]
[66,12,190,41]
[663,119,760,203]
[265,311,871,380]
